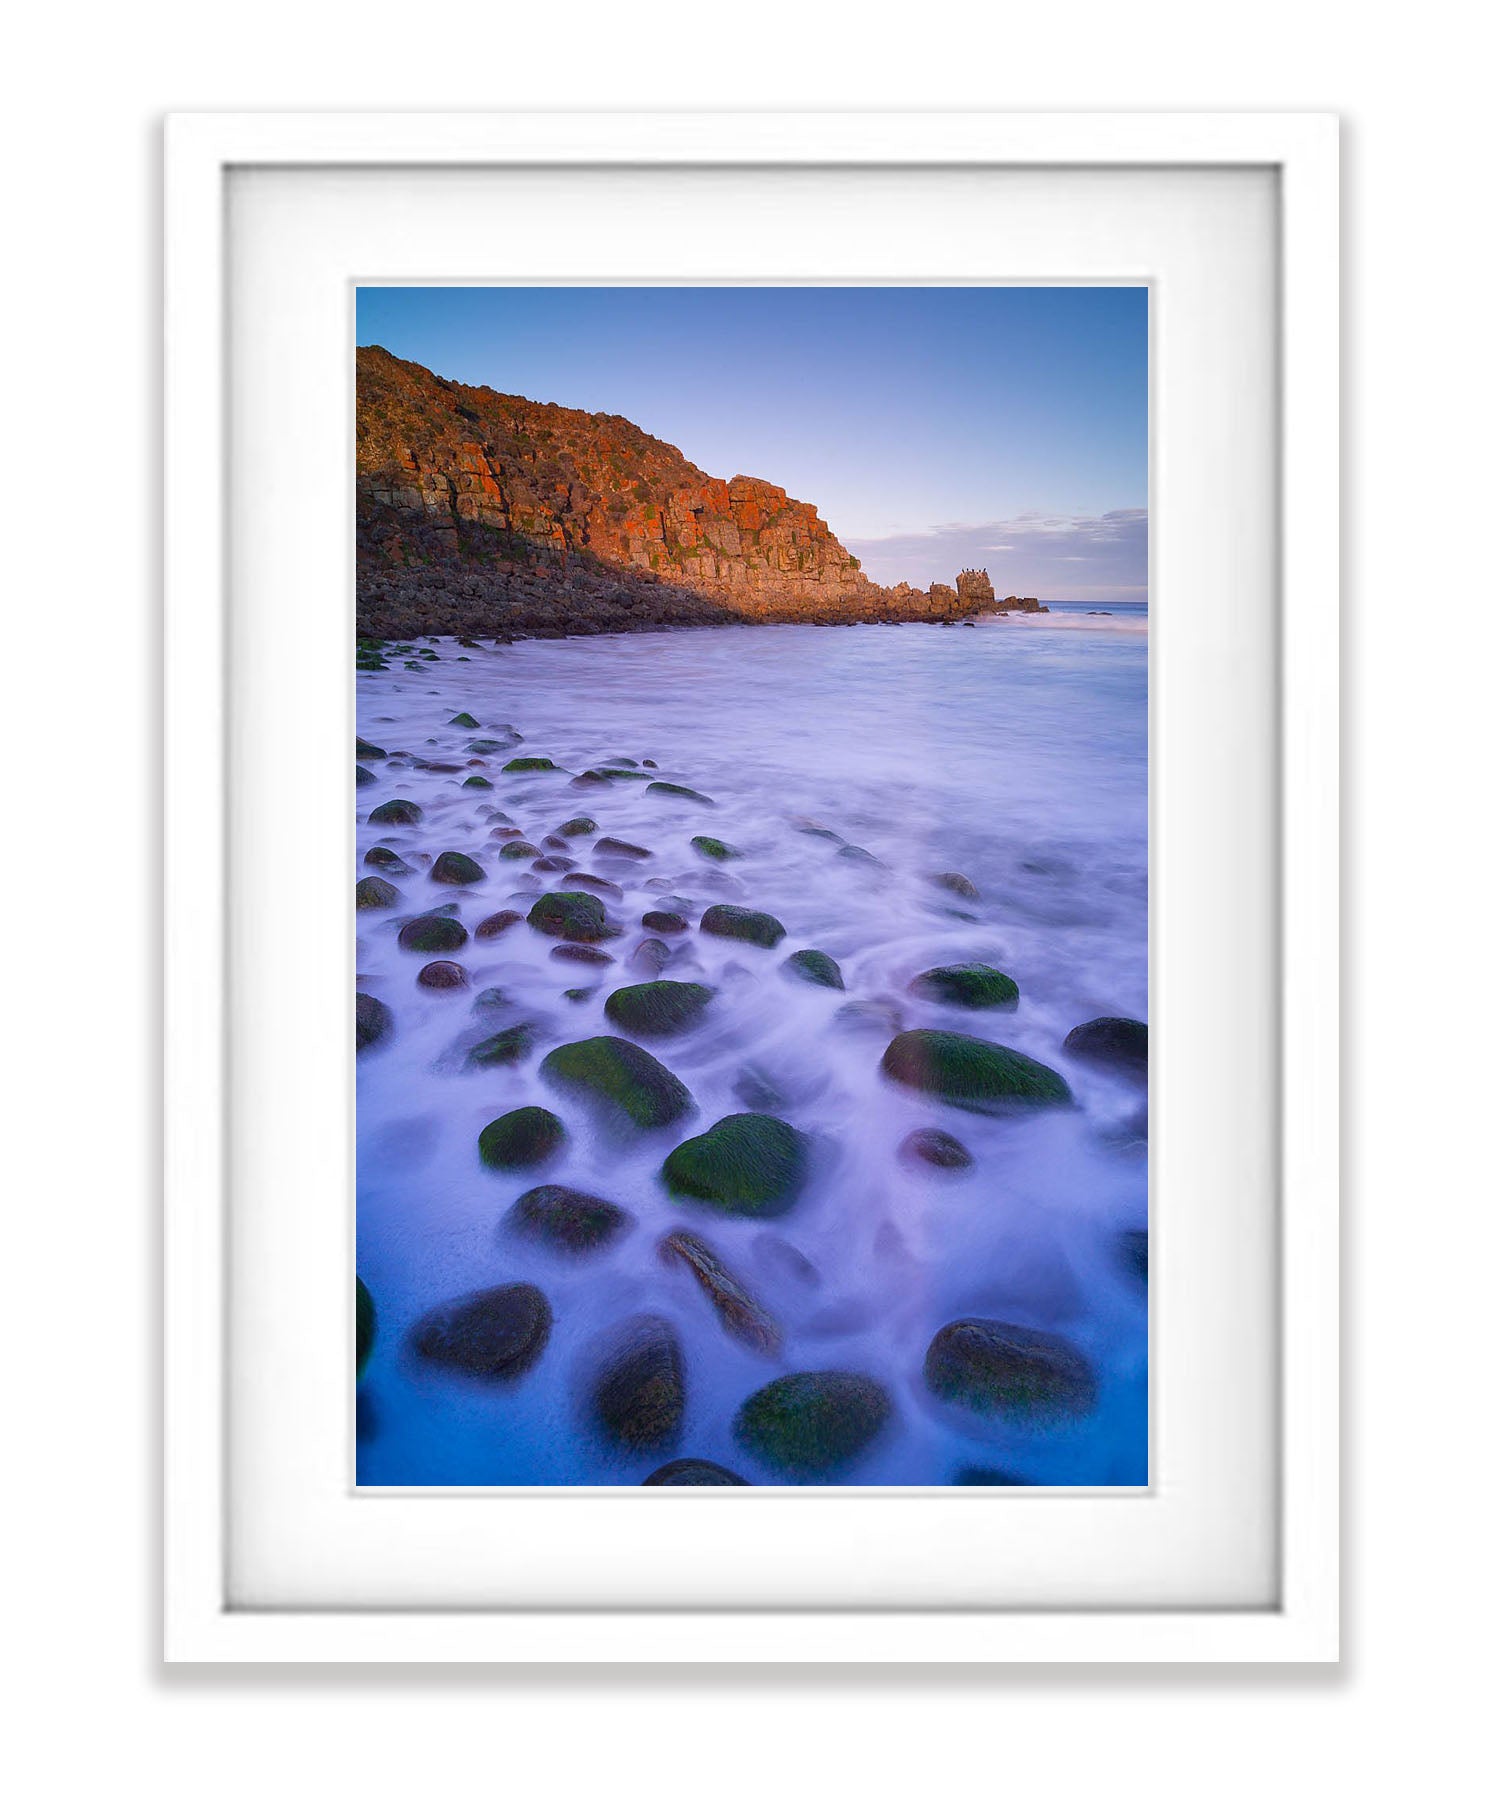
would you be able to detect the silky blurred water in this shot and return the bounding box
[356,607,1147,1486]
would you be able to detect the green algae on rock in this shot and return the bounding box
[355,1276,377,1377]
[527,890,614,943]
[355,875,400,910]
[507,1183,633,1255]
[355,991,392,1053]
[498,839,541,859]
[461,774,492,790]
[648,780,715,804]
[603,979,715,1039]
[410,1281,551,1380]
[364,845,413,874]
[733,1371,892,1478]
[555,815,597,837]
[431,849,485,885]
[368,798,423,826]
[690,834,741,860]
[923,1318,1097,1422]
[448,711,480,728]
[880,1029,1072,1112]
[541,1035,694,1129]
[590,1314,685,1452]
[908,962,1020,1010]
[642,1458,749,1486]
[661,1112,809,1218]
[465,1022,536,1069]
[397,911,468,955]
[478,1105,567,1170]
[502,755,561,773]
[355,737,387,760]
[659,1229,781,1354]
[699,903,786,949]
[783,948,844,990]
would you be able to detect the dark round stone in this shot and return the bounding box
[417,959,467,990]
[398,912,468,955]
[410,1282,551,1379]
[642,1458,748,1486]
[478,1105,567,1170]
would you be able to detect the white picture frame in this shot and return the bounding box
[164,111,1338,1663]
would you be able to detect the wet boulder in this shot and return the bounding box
[699,904,786,949]
[923,1318,1097,1421]
[555,816,597,837]
[398,912,468,955]
[465,1022,536,1069]
[475,908,524,939]
[627,938,672,979]
[355,765,376,788]
[411,1282,551,1379]
[642,1458,748,1486]
[783,948,844,990]
[368,799,422,826]
[604,979,715,1039]
[589,1315,686,1452]
[478,1105,567,1170]
[541,1036,695,1129]
[691,834,741,861]
[1063,1016,1148,1081]
[355,875,400,910]
[908,963,1019,1010]
[899,1126,974,1171]
[659,1229,781,1354]
[431,850,485,885]
[364,846,413,874]
[507,1183,633,1254]
[501,755,561,773]
[931,870,980,899]
[642,909,689,935]
[527,890,615,944]
[594,835,652,861]
[551,944,614,967]
[733,1371,892,1478]
[355,992,392,1053]
[462,775,492,790]
[417,959,467,990]
[881,1029,1072,1112]
[355,738,387,761]
[833,998,904,1035]
[662,1113,810,1218]
[498,840,541,860]
[448,711,480,728]
[648,781,715,804]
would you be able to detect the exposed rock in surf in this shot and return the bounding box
[368,799,422,826]
[410,1281,551,1379]
[908,963,1019,1010]
[550,944,614,966]
[462,775,492,789]
[659,1229,781,1354]
[589,1314,685,1452]
[541,1036,694,1129]
[733,1371,892,1477]
[465,1022,536,1068]
[832,998,904,1035]
[594,835,652,861]
[498,840,541,860]
[364,845,413,874]
[527,890,615,943]
[783,948,844,990]
[431,849,485,885]
[501,755,561,773]
[649,781,715,804]
[397,912,468,954]
[923,1318,1096,1421]
[477,1105,567,1170]
[931,870,980,899]
[556,816,597,837]
[627,938,672,978]
[507,1183,633,1254]
[699,904,785,949]
[642,909,690,935]
[881,1029,1072,1112]
[417,959,467,990]
[899,1126,974,1171]
[662,1112,809,1218]
[355,765,376,787]
[474,908,523,939]
[604,979,715,1039]
[355,992,392,1053]
[1062,1016,1148,1081]
[448,712,480,728]
[691,834,741,861]
[355,875,401,910]
[356,738,387,761]
[642,1458,748,1486]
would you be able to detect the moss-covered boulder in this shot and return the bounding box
[507,1183,633,1255]
[642,909,689,935]
[594,835,652,860]
[691,834,741,861]
[364,845,413,874]
[355,992,392,1053]
[733,1371,892,1477]
[604,979,715,1039]
[924,1319,1096,1421]
[642,1458,749,1486]
[417,959,467,991]
[410,1282,551,1379]
[397,912,468,955]
[590,1315,685,1452]
[908,963,1019,1010]
[783,948,844,990]
[662,1113,809,1218]
[899,1126,974,1170]
[551,816,594,840]
[502,755,561,773]
[527,890,614,943]
[837,844,883,868]
[881,1029,1072,1112]
[1062,1015,1148,1081]
[466,737,514,753]
[462,774,492,790]
[368,799,422,826]
[355,1276,377,1376]
[449,711,480,728]
[541,1036,694,1129]
[355,875,400,910]
[498,839,541,860]
[659,1229,781,1354]
[465,1022,536,1069]
[355,765,376,788]
[478,1105,567,1170]
[356,737,387,761]
[431,849,485,885]
[649,780,715,804]
[475,908,523,939]
[699,904,785,949]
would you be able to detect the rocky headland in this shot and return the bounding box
[356,347,1041,640]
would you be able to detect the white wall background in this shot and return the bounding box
[2,3,1491,1792]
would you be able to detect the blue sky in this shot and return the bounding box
[356,286,1147,600]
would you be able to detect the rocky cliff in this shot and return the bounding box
[356,346,997,638]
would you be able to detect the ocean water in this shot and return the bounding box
[355,607,1147,1486]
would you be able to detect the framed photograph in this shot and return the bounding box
[164,112,1338,1662]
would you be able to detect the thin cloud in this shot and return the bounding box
[849,509,1147,602]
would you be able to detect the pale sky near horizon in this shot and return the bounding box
[356,286,1147,601]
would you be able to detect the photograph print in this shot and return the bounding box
[352,285,1148,1488]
